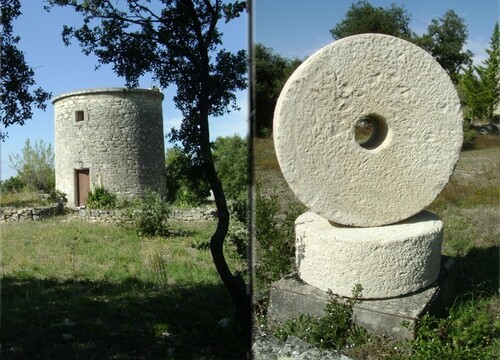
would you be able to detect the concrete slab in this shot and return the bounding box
[267,256,455,340]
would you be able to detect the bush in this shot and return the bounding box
[411,297,499,359]
[254,188,305,289]
[212,135,248,202]
[226,216,248,261]
[87,187,117,209]
[173,186,203,208]
[48,189,67,204]
[462,121,477,150]
[275,285,368,350]
[122,190,171,237]
[165,147,210,205]
[0,176,26,193]
[9,139,55,192]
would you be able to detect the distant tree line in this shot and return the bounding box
[255,0,499,137]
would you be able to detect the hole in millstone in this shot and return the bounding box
[354,113,389,150]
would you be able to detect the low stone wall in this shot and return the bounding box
[0,204,64,222]
[170,207,217,221]
[0,205,217,223]
[73,206,217,223]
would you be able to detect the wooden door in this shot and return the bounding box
[76,169,90,206]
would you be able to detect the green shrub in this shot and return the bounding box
[0,176,26,193]
[411,296,499,359]
[87,187,117,209]
[9,139,55,192]
[462,121,477,150]
[173,186,203,208]
[212,135,248,202]
[122,190,171,237]
[48,189,67,204]
[254,188,305,288]
[275,285,368,350]
[165,147,210,205]
[227,213,248,261]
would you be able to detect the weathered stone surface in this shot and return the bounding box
[0,204,63,222]
[66,206,217,223]
[295,210,443,298]
[53,88,166,208]
[274,34,462,226]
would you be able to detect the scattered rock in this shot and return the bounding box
[252,328,351,360]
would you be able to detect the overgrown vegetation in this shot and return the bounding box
[165,135,248,207]
[409,297,499,360]
[7,138,55,192]
[460,22,499,123]
[1,219,246,359]
[274,285,368,350]
[212,135,248,203]
[1,138,58,208]
[0,188,67,208]
[254,189,305,290]
[254,44,302,137]
[253,135,499,359]
[86,186,117,209]
[165,147,210,207]
[121,190,171,237]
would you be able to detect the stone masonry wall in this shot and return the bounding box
[0,205,216,223]
[71,206,217,223]
[0,204,64,222]
[53,88,166,208]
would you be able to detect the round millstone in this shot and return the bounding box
[274,34,463,227]
[295,210,443,298]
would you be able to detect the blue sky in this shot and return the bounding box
[2,0,498,180]
[254,0,498,64]
[1,2,248,180]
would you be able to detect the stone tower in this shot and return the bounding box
[53,88,166,208]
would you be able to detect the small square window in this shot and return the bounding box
[75,110,85,122]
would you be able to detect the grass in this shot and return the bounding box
[0,191,51,208]
[253,133,500,359]
[1,219,247,359]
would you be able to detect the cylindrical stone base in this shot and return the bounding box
[295,210,443,299]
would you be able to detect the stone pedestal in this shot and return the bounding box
[267,257,456,340]
[296,210,443,298]
[265,33,463,342]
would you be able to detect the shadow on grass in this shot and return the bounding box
[455,245,499,297]
[1,277,247,359]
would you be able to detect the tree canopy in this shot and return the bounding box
[47,0,249,326]
[460,22,500,122]
[415,10,473,83]
[329,0,413,40]
[254,43,301,137]
[0,0,51,140]
[212,134,248,201]
[9,138,55,192]
[476,22,500,121]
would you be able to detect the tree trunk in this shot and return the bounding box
[183,0,249,335]
[199,113,250,331]
[196,47,249,331]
